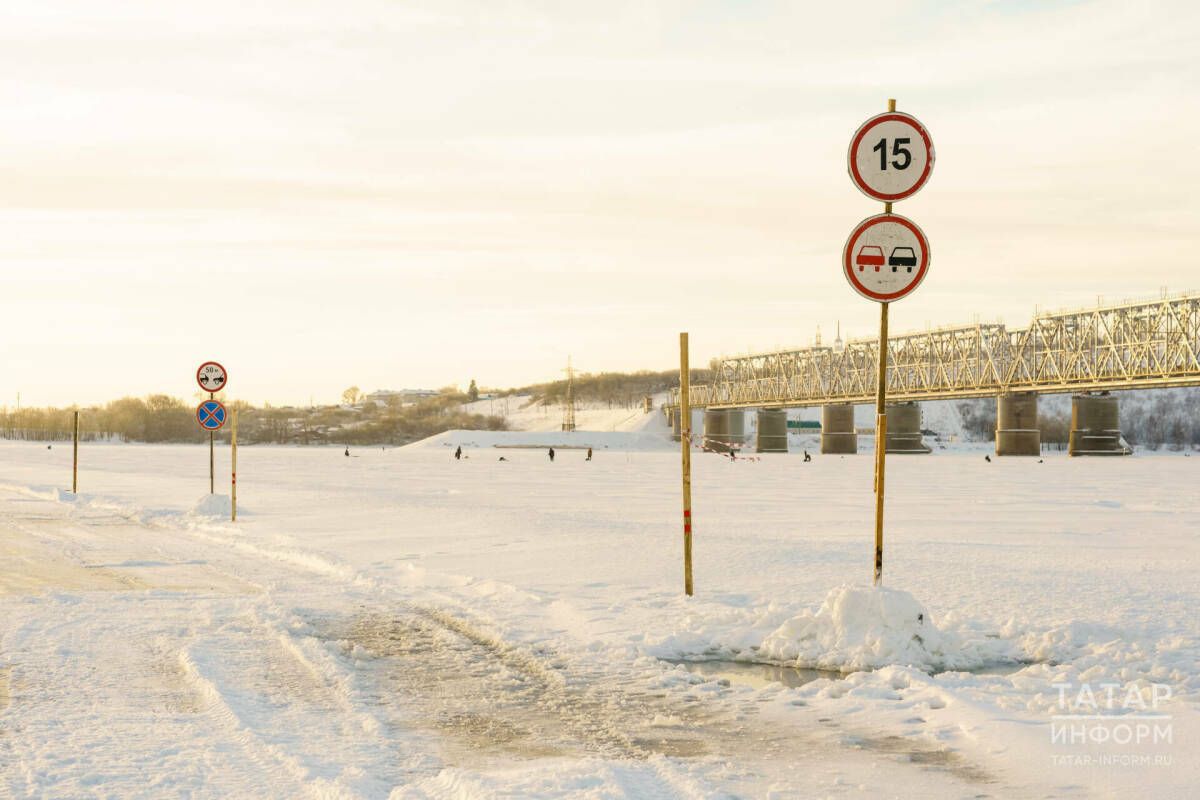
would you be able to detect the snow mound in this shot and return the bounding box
[190,494,233,518]
[759,585,989,673]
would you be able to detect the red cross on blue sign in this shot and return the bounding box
[197,400,228,431]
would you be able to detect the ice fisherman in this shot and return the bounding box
[455,446,462,460]
[803,450,811,462]
[586,447,593,461]
[344,447,350,457]
[548,447,555,462]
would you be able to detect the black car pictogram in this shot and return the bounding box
[889,246,917,272]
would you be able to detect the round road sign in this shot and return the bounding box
[197,361,228,394]
[848,111,934,202]
[196,400,228,431]
[843,213,930,303]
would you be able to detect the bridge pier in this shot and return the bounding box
[820,404,858,454]
[703,409,746,453]
[670,407,682,442]
[885,402,931,454]
[1069,393,1130,456]
[755,409,788,453]
[995,393,1041,456]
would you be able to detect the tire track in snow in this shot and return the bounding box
[148,504,1008,793]
[174,608,445,799]
[1,485,1008,796]
[317,607,740,764]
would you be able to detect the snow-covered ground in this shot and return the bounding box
[0,439,1197,798]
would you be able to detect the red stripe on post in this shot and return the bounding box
[684,524,692,533]
[684,510,691,517]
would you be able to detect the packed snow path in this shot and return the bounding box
[0,441,1196,797]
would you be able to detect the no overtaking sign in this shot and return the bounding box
[843,213,930,303]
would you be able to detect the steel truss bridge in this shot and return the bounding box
[668,293,1200,410]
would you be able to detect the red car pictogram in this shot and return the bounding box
[856,245,885,272]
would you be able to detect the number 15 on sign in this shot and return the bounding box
[848,111,935,203]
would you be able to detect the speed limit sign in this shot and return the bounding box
[848,111,934,202]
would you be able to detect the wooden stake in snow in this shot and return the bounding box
[680,332,694,597]
[231,410,238,522]
[72,410,79,494]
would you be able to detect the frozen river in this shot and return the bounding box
[0,439,1196,798]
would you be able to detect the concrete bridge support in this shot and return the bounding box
[703,409,745,453]
[670,407,682,442]
[996,393,1041,456]
[820,404,857,454]
[755,409,788,453]
[885,402,931,454]
[1069,394,1130,456]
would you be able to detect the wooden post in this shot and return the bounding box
[680,332,694,597]
[231,410,238,522]
[72,410,79,494]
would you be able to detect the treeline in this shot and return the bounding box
[0,392,506,446]
[506,368,714,409]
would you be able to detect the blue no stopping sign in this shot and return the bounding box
[197,400,228,431]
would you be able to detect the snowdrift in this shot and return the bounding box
[758,584,1006,672]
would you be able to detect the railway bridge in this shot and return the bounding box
[666,292,1200,456]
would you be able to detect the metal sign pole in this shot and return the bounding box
[680,332,694,597]
[874,300,889,585]
[868,97,897,585]
[844,95,934,585]
[872,97,897,587]
[209,392,215,494]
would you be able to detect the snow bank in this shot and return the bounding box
[758,585,997,672]
[190,493,233,518]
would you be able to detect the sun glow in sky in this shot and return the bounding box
[3,1,1199,406]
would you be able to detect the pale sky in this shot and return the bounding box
[3,0,1199,407]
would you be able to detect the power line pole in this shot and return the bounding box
[562,356,576,432]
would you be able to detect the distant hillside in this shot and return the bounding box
[503,368,712,410]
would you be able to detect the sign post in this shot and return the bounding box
[845,99,934,586]
[196,398,228,493]
[679,332,694,597]
[196,361,229,496]
[196,361,228,495]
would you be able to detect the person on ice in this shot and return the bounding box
[548,447,555,462]
[454,446,462,460]
[344,447,350,457]
[586,447,593,461]
[803,450,812,462]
